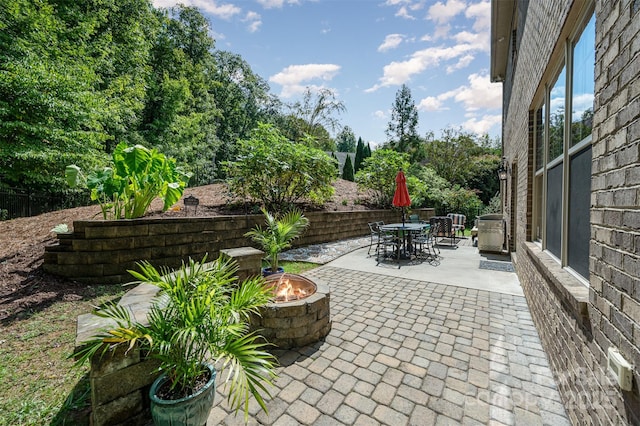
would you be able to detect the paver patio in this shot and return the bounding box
[207,239,570,425]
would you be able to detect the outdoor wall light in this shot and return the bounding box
[497,157,509,181]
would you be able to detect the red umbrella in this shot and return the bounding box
[392,170,411,224]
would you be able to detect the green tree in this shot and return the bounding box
[331,152,340,174]
[355,149,410,207]
[225,123,336,210]
[354,138,365,173]
[422,128,499,189]
[290,87,346,143]
[336,126,356,152]
[141,6,220,183]
[211,50,273,176]
[342,155,355,181]
[385,84,421,162]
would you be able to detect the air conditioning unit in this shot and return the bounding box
[608,347,633,391]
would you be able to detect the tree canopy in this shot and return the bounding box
[0,2,501,220]
[0,1,274,192]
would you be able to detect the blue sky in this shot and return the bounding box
[153,0,502,147]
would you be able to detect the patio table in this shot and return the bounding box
[379,222,429,266]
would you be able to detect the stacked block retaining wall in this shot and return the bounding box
[45,209,434,284]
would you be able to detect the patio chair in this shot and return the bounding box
[429,216,457,246]
[376,227,401,267]
[367,221,386,255]
[447,213,466,236]
[367,222,378,255]
[414,224,439,259]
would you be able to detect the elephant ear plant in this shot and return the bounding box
[66,142,191,219]
[73,256,278,422]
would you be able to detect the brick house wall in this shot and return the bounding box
[493,0,640,424]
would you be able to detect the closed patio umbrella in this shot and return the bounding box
[392,169,411,225]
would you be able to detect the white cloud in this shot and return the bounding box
[452,73,502,110]
[378,34,405,52]
[373,110,387,120]
[418,96,444,112]
[417,72,500,124]
[428,0,466,24]
[462,114,502,134]
[269,64,341,97]
[433,24,451,39]
[451,30,488,54]
[417,88,458,111]
[385,0,411,6]
[153,0,242,19]
[243,11,262,33]
[366,43,481,92]
[466,1,491,32]
[396,6,416,20]
[572,93,594,120]
[257,0,300,9]
[446,54,475,73]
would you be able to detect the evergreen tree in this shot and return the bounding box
[354,137,365,173]
[342,154,355,181]
[386,84,421,162]
[365,142,372,158]
[331,152,340,174]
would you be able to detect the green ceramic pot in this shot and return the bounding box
[149,364,216,426]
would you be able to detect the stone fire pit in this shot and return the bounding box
[251,273,331,349]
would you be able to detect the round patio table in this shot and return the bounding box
[379,222,429,265]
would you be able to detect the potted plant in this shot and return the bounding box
[73,256,277,425]
[245,208,310,276]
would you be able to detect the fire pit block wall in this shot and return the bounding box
[252,280,331,349]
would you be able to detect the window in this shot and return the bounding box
[533,106,544,242]
[531,12,594,282]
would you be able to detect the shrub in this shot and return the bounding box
[355,149,410,207]
[225,123,336,210]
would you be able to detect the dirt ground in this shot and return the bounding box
[0,180,372,322]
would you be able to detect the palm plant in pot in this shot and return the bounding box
[73,255,277,425]
[245,208,310,276]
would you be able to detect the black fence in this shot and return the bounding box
[0,188,91,220]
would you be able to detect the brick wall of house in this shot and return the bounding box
[501,0,640,424]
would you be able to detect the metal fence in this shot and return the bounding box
[0,188,91,220]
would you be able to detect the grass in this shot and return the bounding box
[279,260,319,275]
[0,261,318,425]
[0,286,125,426]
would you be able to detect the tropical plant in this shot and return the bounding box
[225,123,336,210]
[73,256,277,420]
[245,208,310,273]
[66,143,191,219]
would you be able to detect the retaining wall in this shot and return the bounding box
[44,209,434,284]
